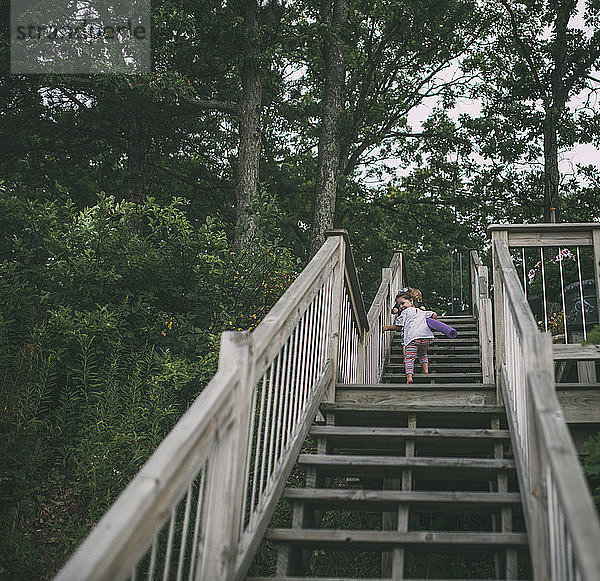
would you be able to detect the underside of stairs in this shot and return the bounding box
[248,316,531,580]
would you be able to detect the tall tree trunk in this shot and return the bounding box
[542,0,572,223]
[125,116,150,233]
[234,0,262,249]
[310,0,348,257]
[542,112,560,223]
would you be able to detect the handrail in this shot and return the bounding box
[362,251,405,383]
[327,230,369,334]
[491,233,600,581]
[469,250,494,384]
[54,231,378,581]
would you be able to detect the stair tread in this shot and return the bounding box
[383,374,483,379]
[298,453,515,470]
[248,577,512,581]
[310,426,510,439]
[390,351,481,362]
[554,382,600,388]
[321,403,505,414]
[386,363,482,368]
[337,383,495,389]
[427,330,479,335]
[410,347,480,352]
[282,488,521,504]
[246,576,508,581]
[265,528,528,546]
[393,339,479,344]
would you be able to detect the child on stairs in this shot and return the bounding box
[383,290,438,384]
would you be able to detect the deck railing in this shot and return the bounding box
[54,230,372,581]
[362,251,405,383]
[490,223,600,581]
[469,250,494,385]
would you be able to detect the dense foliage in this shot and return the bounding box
[0,190,298,577]
[1,0,600,577]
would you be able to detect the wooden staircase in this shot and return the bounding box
[248,316,530,580]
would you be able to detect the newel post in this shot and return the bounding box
[491,228,508,402]
[200,331,254,580]
[324,232,345,402]
[469,250,477,317]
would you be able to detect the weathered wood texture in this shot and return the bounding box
[491,227,600,581]
[529,369,600,579]
[553,344,600,359]
[282,488,522,505]
[298,453,515,471]
[491,230,509,393]
[310,425,510,439]
[488,223,599,247]
[335,385,496,406]
[265,528,529,547]
[321,401,506,415]
[556,387,600,423]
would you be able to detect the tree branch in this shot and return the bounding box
[565,32,600,94]
[183,96,238,114]
[498,0,547,101]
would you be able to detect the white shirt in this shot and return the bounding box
[394,307,435,345]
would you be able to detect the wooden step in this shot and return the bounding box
[310,426,510,440]
[298,454,515,474]
[282,488,521,509]
[321,403,505,417]
[319,403,507,430]
[392,337,479,345]
[431,330,479,337]
[385,363,482,372]
[264,528,528,549]
[335,384,496,407]
[388,353,481,361]
[248,577,517,581]
[391,346,480,354]
[382,372,484,383]
[414,343,480,348]
[338,383,494,390]
[309,426,511,457]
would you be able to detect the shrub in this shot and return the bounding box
[0,190,298,577]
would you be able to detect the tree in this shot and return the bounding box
[467,0,600,221]
[302,0,487,254]
[310,0,349,256]
[235,0,264,247]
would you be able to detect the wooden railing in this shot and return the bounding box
[469,250,494,385]
[362,251,405,383]
[490,224,600,581]
[54,230,371,581]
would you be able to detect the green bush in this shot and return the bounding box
[0,190,298,578]
[583,433,600,506]
[582,325,600,507]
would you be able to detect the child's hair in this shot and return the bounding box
[396,291,413,302]
[408,287,423,304]
[396,287,422,304]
